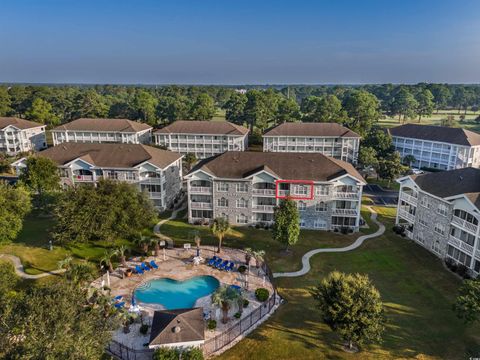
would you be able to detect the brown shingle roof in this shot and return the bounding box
[190,151,365,182]
[0,117,44,130]
[149,308,205,346]
[388,124,480,146]
[410,167,480,208]
[263,122,360,138]
[37,143,181,169]
[155,120,249,136]
[53,118,152,133]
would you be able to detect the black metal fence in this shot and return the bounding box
[107,340,154,360]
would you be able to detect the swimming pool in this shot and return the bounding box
[134,275,220,309]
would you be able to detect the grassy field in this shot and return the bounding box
[217,206,480,360]
[379,111,480,132]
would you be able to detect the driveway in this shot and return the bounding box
[364,184,399,206]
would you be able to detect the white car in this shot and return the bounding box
[411,168,424,175]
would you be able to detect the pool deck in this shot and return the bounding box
[94,246,275,350]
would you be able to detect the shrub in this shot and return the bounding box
[139,324,149,335]
[182,347,204,360]
[255,288,270,302]
[456,264,470,278]
[340,227,349,235]
[243,299,250,308]
[255,223,261,229]
[333,228,339,233]
[152,347,180,360]
[445,258,458,272]
[237,265,247,274]
[234,312,241,319]
[207,319,217,330]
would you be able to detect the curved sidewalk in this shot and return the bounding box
[0,254,65,279]
[273,207,385,278]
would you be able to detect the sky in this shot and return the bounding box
[1,0,480,85]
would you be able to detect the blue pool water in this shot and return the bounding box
[134,276,220,309]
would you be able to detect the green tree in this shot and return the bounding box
[190,93,216,120]
[429,84,451,112]
[152,347,180,360]
[0,280,118,359]
[362,125,394,158]
[211,285,243,323]
[73,89,109,119]
[301,95,346,123]
[133,90,158,125]
[210,217,230,253]
[25,97,60,126]
[415,89,434,122]
[389,87,418,122]
[272,198,300,251]
[19,156,60,211]
[0,86,12,116]
[156,95,191,123]
[244,90,273,132]
[311,271,385,351]
[342,90,380,136]
[377,152,407,186]
[100,249,118,273]
[276,98,301,124]
[358,146,379,170]
[184,153,197,172]
[58,257,96,287]
[183,347,204,360]
[53,179,156,244]
[402,154,417,168]
[453,278,480,324]
[223,92,247,124]
[0,182,31,244]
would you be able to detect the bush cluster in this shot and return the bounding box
[255,288,270,302]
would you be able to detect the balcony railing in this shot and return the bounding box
[452,215,478,234]
[148,192,163,198]
[449,235,474,254]
[190,186,213,194]
[333,191,359,200]
[191,202,213,209]
[398,209,416,223]
[252,204,275,212]
[252,189,275,196]
[400,192,418,204]
[332,208,358,216]
[73,175,94,182]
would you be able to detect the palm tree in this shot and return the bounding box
[210,217,230,253]
[66,262,95,286]
[117,245,128,266]
[194,233,201,257]
[211,286,243,324]
[184,153,197,171]
[135,235,150,255]
[244,248,253,272]
[251,249,266,274]
[58,256,74,271]
[118,308,137,333]
[150,238,161,257]
[100,249,118,273]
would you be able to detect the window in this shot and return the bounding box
[451,227,475,246]
[316,185,329,196]
[434,223,446,236]
[217,198,228,207]
[300,219,306,228]
[220,213,229,221]
[431,240,441,254]
[294,185,308,196]
[474,260,480,273]
[217,182,229,192]
[236,198,248,208]
[315,202,327,212]
[416,233,425,243]
[437,203,449,217]
[236,183,248,192]
[314,220,326,229]
[237,214,248,224]
[447,245,472,267]
[418,217,428,227]
[420,196,430,208]
[298,201,306,211]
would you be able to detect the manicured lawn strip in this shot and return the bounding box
[367,178,401,191]
[219,212,480,360]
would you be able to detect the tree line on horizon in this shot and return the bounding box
[0,83,479,135]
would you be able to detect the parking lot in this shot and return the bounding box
[364,184,398,206]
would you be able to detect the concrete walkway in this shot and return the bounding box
[273,207,385,278]
[153,204,186,242]
[0,254,65,279]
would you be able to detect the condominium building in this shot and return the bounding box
[389,124,480,170]
[396,167,480,275]
[51,118,152,146]
[154,121,249,159]
[185,151,365,231]
[13,143,183,210]
[262,122,360,164]
[0,117,46,155]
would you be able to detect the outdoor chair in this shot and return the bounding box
[150,260,159,269]
[217,260,229,270]
[208,256,218,266]
[141,262,151,271]
[134,265,144,275]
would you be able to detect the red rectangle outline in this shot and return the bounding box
[275,180,314,200]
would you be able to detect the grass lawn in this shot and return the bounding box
[378,112,480,132]
[218,207,480,360]
[366,178,400,191]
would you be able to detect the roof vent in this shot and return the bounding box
[172,326,181,333]
[459,176,464,181]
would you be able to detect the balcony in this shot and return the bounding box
[252,189,275,196]
[252,204,275,213]
[73,175,94,182]
[332,208,358,216]
[191,202,213,210]
[400,192,417,205]
[148,192,163,199]
[190,186,212,194]
[277,190,290,197]
[398,209,416,223]
[449,235,475,254]
[452,215,478,234]
[333,192,359,200]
